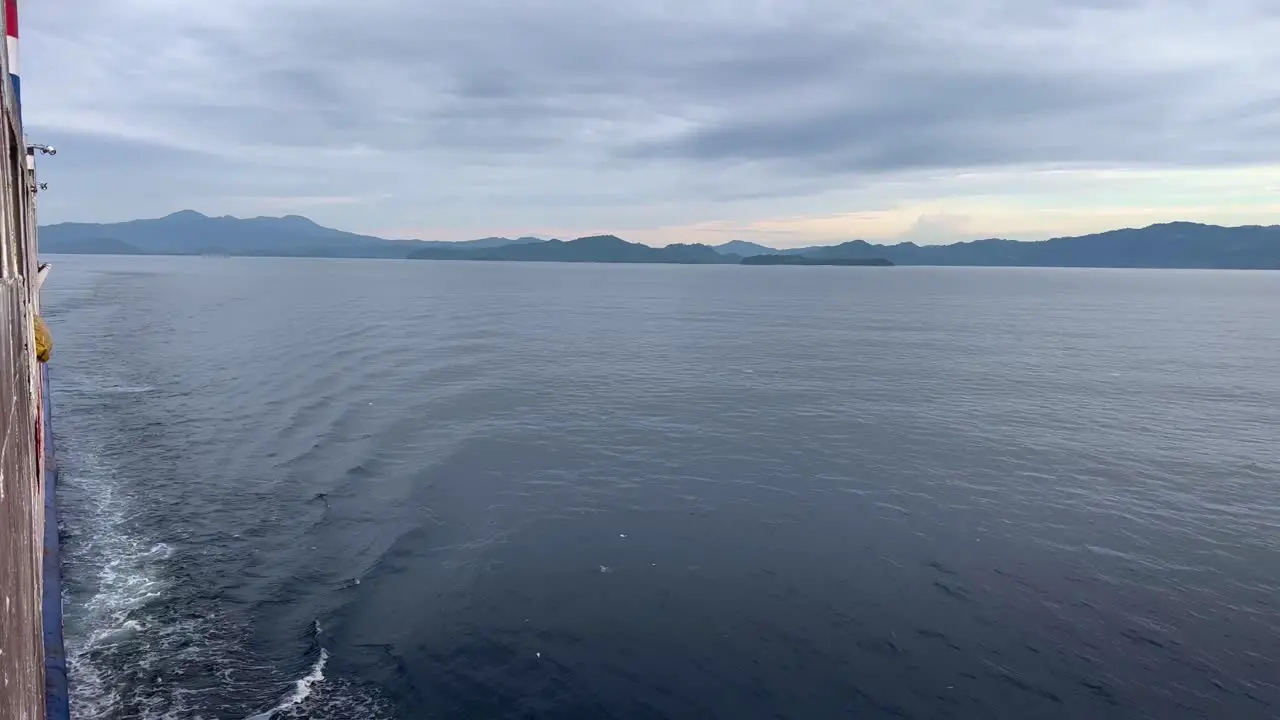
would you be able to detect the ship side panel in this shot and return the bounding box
[0,0,45,715]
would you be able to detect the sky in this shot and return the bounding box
[19,0,1280,248]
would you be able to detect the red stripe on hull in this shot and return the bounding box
[4,0,16,39]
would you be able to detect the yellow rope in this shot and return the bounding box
[33,315,51,362]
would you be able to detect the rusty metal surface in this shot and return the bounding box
[0,275,42,720]
[0,2,45,715]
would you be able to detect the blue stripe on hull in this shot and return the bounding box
[41,363,70,720]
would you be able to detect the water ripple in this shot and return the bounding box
[42,258,1280,719]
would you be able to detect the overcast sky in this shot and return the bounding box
[20,0,1280,247]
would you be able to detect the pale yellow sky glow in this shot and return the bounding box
[379,165,1280,247]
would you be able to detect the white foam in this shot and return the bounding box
[64,450,179,719]
[244,644,329,720]
[287,648,330,707]
[61,446,391,719]
[66,374,156,395]
[95,384,156,394]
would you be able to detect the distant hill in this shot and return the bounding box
[38,236,142,255]
[713,240,777,256]
[36,212,1280,269]
[38,211,544,259]
[741,255,893,266]
[798,222,1280,269]
[39,210,414,258]
[410,235,734,264]
[419,236,545,250]
[780,244,835,256]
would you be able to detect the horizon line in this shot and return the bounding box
[35,210,1280,250]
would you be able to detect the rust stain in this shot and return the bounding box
[0,10,47,715]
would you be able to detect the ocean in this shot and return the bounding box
[42,256,1280,719]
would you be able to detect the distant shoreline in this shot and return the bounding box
[740,256,893,267]
[39,252,1280,271]
[37,212,1280,269]
[40,251,898,267]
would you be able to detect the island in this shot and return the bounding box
[740,255,893,266]
[407,235,734,264]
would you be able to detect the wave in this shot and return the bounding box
[245,621,329,720]
[62,447,174,719]
[244,620,393,720]
[60,445,392,719]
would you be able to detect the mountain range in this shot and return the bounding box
[407,234,731,264]
[36,210,1280,269]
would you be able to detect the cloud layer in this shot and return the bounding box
[21,0,1280,246]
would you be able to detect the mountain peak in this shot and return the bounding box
[714,240,779,256]
[163,209,207,220]
[243,214,320,226]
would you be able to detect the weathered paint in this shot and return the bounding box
[0,0,46,715]
[4,0,16,113]
[0,279,43,720]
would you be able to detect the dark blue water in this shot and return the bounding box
[43,256,1280,719]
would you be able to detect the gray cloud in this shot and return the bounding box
[20,0,1280,241]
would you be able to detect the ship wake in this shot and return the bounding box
[59,445,390,719]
